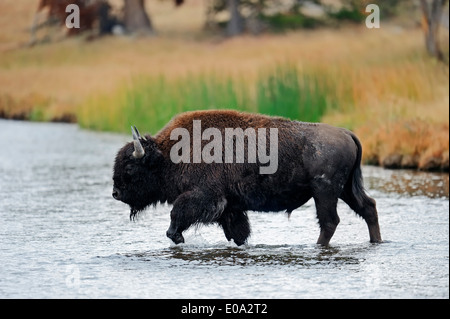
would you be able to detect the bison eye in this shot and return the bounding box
[125,164,137,176]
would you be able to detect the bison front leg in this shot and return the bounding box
[166,190,226,245]
[218,209,251,246]
[166,193,196,244]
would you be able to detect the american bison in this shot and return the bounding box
[112,110,381,246]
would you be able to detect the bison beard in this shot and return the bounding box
[112,110,382,246]
[130,208,138,221]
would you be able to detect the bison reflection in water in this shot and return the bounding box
[112,110,381,246]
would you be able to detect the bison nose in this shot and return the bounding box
[112,188,120,200]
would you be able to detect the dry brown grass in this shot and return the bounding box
[358,119,449,170]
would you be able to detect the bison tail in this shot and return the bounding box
[347,132,373,209]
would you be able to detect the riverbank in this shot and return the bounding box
[0,2,448,171]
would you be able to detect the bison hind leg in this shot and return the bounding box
[340,188,382,243]
[218,210,250,246]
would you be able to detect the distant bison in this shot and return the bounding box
[112,110,381,246]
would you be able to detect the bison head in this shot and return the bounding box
[112,126,163,219]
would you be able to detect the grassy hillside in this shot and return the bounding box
[0,0,448,170]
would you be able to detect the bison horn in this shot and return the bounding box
[131,125,145,159]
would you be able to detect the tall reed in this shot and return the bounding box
[77,64,334,133]
[257,65,334,122]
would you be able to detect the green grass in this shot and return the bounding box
[257,65,334,122]
[77,64,335,134]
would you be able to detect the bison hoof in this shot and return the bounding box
[166,230,185,244]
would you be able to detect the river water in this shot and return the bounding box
[0,119,448,299]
